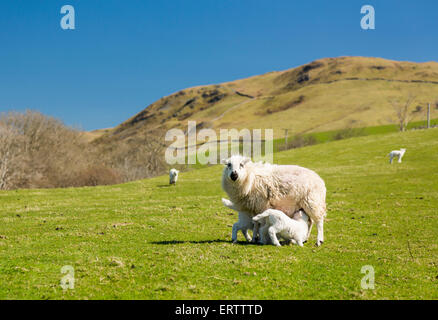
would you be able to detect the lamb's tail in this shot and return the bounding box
[253,211,271,222]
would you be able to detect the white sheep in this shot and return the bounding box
[388,148,406,164]
[169,168,179,185]
[221,155,327,246]
[223,197,309,245]
[253,209,309,247]
[222,198,253,243]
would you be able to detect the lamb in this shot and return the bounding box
[222,198,253,243]
[253,209,309,247]
[169,168,179,185]
[221,155,327,246]
[388,148,406,164]
[223,197,309,245]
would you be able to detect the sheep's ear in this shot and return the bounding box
[242,157,251,165]
[242,172,254,196]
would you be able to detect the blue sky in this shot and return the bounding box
[0,0,437,130]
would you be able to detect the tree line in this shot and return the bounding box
[0,110,167,190]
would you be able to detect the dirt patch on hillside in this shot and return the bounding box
[274,60,325,93]
[256,95,305,115]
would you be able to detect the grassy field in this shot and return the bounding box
[185,119,438,168]
[272,118,438,150]
[0,128,437,299]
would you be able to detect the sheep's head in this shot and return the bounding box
[170,169,179,177]
[293,209,309,224]
[221,155,251,183]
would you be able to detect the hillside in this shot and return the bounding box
[1,128,437,299]
[94,56,438,144]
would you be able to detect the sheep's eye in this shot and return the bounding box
[240,163,244,168]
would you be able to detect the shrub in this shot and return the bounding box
[278,134,317,151]
[333,127,366,141]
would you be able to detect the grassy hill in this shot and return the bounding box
[1,128,437,299]
[95,56,438,145]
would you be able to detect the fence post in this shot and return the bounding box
[283,128,289,147]
[427,103,430,129]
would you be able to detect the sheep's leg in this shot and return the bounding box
[241,229,252,242]
[231,223,240,243]
[389,156,393,164]
[316,219,324,246]
[303,194,325,246]
[398,155,402,163]
[259,224,269,244]
[306,220,314,242]
[268,227,281,247]
[251,222,259,243]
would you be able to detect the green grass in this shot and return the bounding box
[184,119,438,169]
[1,128,438,299]
[272,118,438,150]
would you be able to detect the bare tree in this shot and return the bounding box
[0,110,169,189]
[390,95,416,132]
[0,110,123,189]
[99,131,168,182]
[0,125,25,190]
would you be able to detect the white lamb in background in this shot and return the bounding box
[388,148,406,164]
[253,209,309,247]
[169,168,179,185]
[221,155,327,246]
[222,198,253,243]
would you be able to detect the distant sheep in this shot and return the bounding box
[253,209,309,247]
[221,155,327,246]
[222,198,253,243]
[388,148,406,164]
[169,168,179,185]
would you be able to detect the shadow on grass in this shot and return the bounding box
[151,239,257,245]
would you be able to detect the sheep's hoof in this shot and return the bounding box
[303,240,307,244]
[315,240,324,247]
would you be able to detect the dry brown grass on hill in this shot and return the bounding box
[94,56,438,144]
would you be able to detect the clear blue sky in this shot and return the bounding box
[0,0,437,130]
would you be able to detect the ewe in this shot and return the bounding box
[221,155,327,246]
[253,209,309,247]
[388,148,406,164]
[169,168,179,185]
